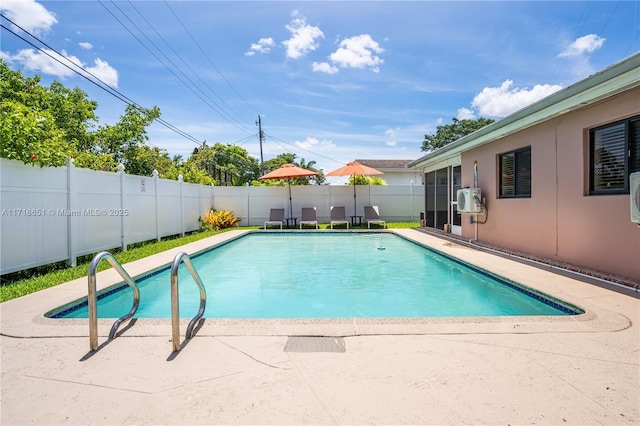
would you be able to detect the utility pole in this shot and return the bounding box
[256,115,265,175]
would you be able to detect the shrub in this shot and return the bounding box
[200,209,241,231]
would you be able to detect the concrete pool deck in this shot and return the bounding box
[1,229,638,424]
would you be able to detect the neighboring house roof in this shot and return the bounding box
[409,51,640,169]
[356,159,414,170]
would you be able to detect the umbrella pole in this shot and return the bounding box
[353,174,357,217]
[288,178,293,219]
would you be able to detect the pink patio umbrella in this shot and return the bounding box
[259,163,318,218]
[326,161,384,216]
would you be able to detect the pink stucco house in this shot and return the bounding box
[409,53,640,283]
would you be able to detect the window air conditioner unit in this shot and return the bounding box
[457,188,482,214]
[631,172,640,224]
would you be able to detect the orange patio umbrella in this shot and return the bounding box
[259,163,317,217]
[326,161,384,215]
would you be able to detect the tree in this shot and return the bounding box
[163,162,214,185]
[0,60,89,166]
[188,143,260,186]
[421,117,495,152]
[349,175,386,185]
[45,81,98,152]
[0,100,71,166]
[298,157,326,185]
[93,104,161,175]
[260,153,326,185]
[0,60,163,173]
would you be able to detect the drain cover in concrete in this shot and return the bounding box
[284,336,346,353]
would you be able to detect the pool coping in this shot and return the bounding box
[0,229,634,339]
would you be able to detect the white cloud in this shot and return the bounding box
[559,34,606,57]
[385,128,398,146]
[86,58,118,88]
[295,136,336,151]
[4,48,78,78]
[456,108,476,120]
[282,11,324,59]
[329,34,384,73]
[312,61,339,74]
[79,42,93,50]
[245,37,275,56]
[557,34,606,79]
[0,0,57,37]
[3,48,119,87]
[470,80,563,117]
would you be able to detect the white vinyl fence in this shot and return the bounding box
[0,158,424,275]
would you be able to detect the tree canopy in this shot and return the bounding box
[256,153,326,186]
[1,59,164,172]
[188,143,260,186]
[421,117,495,152]
[349,175,386,186]
[0,60,303,186]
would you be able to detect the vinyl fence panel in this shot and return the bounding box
[123,173,157,245]
[1,160,69,273]
[72,167,122,256]
[1,158,424,274]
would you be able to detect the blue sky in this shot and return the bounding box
[1,0,639,178]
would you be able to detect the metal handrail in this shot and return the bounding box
[88,251,140,351]
[171,251,207,352]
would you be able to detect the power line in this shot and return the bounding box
[0,14,206,146]
[100,1,255,135]
[127,0,254,131]
[264,133,344,166]
[163,0,259,117]
[230,133,258,147]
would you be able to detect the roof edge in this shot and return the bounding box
[409,52,640,169]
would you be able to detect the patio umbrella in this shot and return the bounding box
[326,161,384,215]
[259,163,318,218]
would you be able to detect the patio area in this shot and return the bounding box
[1,230,638,425]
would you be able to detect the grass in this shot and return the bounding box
[0,222,419,303]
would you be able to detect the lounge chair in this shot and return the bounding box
[264,208,284,229]
[364,205,386,228]
[299,207,318,229]
[330,206,349,229]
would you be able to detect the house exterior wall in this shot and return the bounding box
[379,171,424,185]
[460,88,640,281]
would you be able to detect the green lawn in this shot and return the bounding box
[0,222,419,303]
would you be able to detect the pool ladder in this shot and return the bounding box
[87,251,206,352]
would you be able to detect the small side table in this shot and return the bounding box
[286,218,298,228]
[350,215,362,226]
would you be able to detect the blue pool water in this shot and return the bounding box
[51,232,580,319]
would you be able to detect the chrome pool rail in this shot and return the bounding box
[88,251,140,351]
[171,251,207,352]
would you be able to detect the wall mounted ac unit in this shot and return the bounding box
[631,172,640,224]
[456,188,482,213]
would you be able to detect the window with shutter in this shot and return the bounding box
[499,147,531,198]
[589,115,639,195]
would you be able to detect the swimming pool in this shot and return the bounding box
[49,232,581,319]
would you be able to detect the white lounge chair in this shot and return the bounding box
[330,206,349,229]
[364,205,386,228]
[299,207,318,229]
[264,208,284,229]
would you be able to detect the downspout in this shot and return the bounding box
[471,160,479,243]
